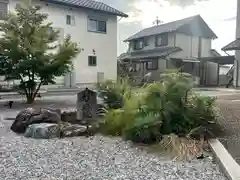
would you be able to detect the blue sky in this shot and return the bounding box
[99,0,237,56]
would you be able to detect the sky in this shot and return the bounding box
[98,0,237,56]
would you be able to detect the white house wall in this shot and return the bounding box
[8,0,118,87]
[170,33,212,59]
[128,33,175,53]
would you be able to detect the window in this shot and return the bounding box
[144,38,149,46]
[66,15,75,25]
[88,56,97,66]
[155,34,168,46]
[133,39,144,50]
[0,2,8,20]
[88,19,107,33]
[131,63,141,72]
[146,60,158,70]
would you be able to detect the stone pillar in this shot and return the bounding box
[70,70,76,88]
[64,70,76,88]
[234,0,240,87]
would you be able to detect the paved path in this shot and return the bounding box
[213,93,240,165]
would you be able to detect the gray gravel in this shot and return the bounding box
[0,118,226,180]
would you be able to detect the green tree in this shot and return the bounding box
[0,0,80,103]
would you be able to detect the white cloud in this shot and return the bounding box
[100,0,237,55]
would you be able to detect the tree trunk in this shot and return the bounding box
[26,95,35,104]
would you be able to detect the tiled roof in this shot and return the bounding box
[210,49,221,57]
[42,0,128,17]
[125,15,217,41]
[222,38,240,51]
[120,47,182,60]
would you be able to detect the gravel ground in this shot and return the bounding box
[0,118,227,180]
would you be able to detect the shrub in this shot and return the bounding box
[123,113,162,144]
[101,109,125,136]
[100,92,140,136]
[97,78,132,109]
[101,70,219,145]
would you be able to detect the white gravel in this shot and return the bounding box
[0,118,227,180]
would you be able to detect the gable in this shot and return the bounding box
[125,15,217,42]
[176,16,217,39]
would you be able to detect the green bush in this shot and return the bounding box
[100,92,140,136]
[101,70,219,144]
[123,113,162,144]
[101,109,125,136]
[97,78,132,109]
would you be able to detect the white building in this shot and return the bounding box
[0,0,128,88]
[120,15,234,86]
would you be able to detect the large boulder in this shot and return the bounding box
[11,107,61,134]
[24,122,89,139]
[24,123,60,139]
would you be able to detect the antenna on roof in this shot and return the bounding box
[153,16,163,25]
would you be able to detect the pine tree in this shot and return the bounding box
[0,0,80,103]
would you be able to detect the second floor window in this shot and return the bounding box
[0,2,8,20]
[133,39,144,50]
[88,19,107,33]
[144,38,149,46]
[66,15,75,25]
[155,34,168,46]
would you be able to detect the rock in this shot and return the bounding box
[11,108,39,133]
[61,124,88,137]
[11,107,61,134]
[24,121,90,139]
[29,108,61,124]
[61,109,77,123]
[24,123,60,139]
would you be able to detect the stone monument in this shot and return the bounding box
[76,88,97,124]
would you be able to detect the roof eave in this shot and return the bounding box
[41,0,128,18]
[221,39,240,51]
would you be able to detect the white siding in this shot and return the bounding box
[171,33,212,59]
[128,33,175,53]
[128,32,213,60]
[201,38,212,57]
[8,0,118,86]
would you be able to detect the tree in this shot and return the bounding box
[0,0,80,103]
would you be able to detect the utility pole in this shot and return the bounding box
[153,16,163,25]
[234,0,240,87]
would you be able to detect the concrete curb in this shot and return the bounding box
[209,139,240,180]
[0,90,47,96]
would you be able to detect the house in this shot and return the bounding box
[120,15,234,86]
[0,0,128,88]
[222,39,240,87]
[221,0,240,87]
